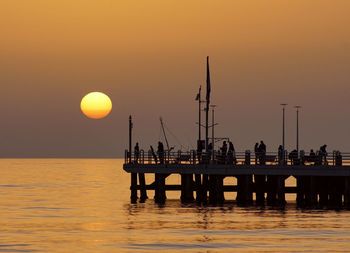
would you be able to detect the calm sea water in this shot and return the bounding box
[1,159,350,252]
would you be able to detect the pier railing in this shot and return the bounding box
[124,149,349,166]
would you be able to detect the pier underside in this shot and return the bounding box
[124,164,350,208]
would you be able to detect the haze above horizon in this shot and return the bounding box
[1,0,349,157]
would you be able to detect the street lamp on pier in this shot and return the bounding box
[294,106,301,156]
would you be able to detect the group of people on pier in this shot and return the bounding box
[132,139,340,166]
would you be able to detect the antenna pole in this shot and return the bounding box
[129,115,132,163]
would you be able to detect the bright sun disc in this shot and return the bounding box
[80,92,112,119]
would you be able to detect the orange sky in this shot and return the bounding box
[0,0,349,157]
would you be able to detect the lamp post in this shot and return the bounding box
[294,106,301,156]
[280,104,287,152]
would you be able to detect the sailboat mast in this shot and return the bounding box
[160,117,170,150]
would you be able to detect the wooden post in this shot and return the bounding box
[130,173,138,203]
[138,173,148,202]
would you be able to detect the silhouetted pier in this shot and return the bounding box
[123,149,350,208]
[123,57,350,208]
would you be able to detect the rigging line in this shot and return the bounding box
[164,124,183,147]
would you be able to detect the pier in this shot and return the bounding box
[123,149,350,208]
[122,57,350,208]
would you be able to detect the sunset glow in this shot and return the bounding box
[80,92,112,119]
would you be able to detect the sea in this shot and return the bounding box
[1,159,350,252]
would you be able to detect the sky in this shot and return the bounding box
[0,0,349,157]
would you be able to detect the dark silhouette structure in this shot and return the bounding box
[134,142,140,163]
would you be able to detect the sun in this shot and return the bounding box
[80,92,112,119]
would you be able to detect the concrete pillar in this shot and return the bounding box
[130,173,138,203]
[254,175,266,205]
[266,175,277,205]
[195,174,203,203]
[154,173,166,204]
[344,177,350,208]
[296,176,305,207]
[237,175,253,205]
[138,173,148,202]
[277,176,286,205]
[181,174,194,203]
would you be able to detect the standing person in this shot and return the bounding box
[221,141,227,156]
[278,145,283,164]
[134,142,140,163]
[254,142,259,164]
[228,141,236,164]
[259,141,266,165]
[320,144,328,165]
[221,141,228,163]
[158,142,165,164]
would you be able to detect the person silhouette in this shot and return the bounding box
[310,149,316,162]
[158,142,165,164]
[320,144,328,165]
[134,142,140,163]
[254,142,259,164]
[227,141,236,164]
[278,145,283,163]
[258,141,266,164]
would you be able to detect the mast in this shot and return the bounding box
[160,117,170,151]
[205,56,211,152]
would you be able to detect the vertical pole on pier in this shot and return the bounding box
[197,86,202,141]
[129,115,138,202]
[205,56,211,152]
[129,116,132,164]
[280,104,287,160]
[294,106,301,156]
[211,105,216,162]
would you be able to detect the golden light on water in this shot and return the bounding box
[80,92,112,119]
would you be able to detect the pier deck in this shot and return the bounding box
[123,150,350,208]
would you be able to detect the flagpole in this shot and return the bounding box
[198,86,201,142]
[205,56,210,152]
